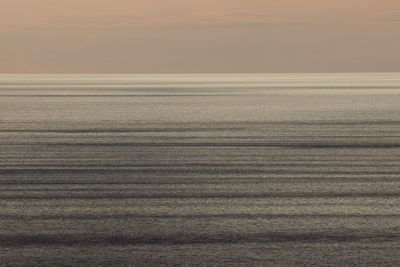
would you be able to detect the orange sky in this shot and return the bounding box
[1,0,399,73]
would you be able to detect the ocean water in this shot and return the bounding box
[1,73,400,266]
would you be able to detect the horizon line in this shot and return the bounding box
[1,72,400,75]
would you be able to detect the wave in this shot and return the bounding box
[1,232,399,246]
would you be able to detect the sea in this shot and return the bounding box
[1,73,400,266]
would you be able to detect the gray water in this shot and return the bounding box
[1,73,400,266]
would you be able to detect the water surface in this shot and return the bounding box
[1,73,400,266]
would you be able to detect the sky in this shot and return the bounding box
[1,0,399,73]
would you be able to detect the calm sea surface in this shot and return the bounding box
[1,73,400,266]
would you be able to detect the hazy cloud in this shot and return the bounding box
[0,10,299,30]
[378,12,400,22]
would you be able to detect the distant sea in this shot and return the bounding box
[1,73,400,266]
